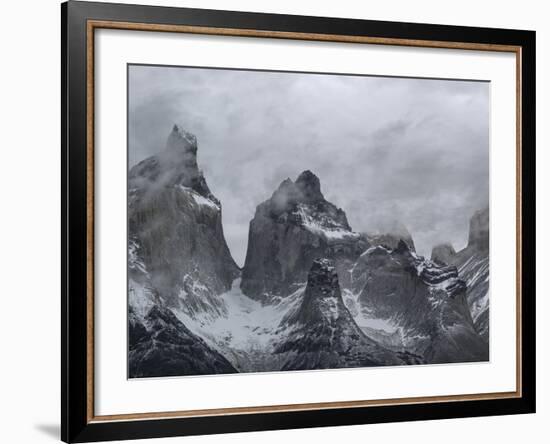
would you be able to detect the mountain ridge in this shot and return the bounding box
[275,258,404,370]
[241,170,369,301]
[128,127,490,377]
[430,206,490,340]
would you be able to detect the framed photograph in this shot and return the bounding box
[61,1,536,442]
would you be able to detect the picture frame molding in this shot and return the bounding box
[62,1,536,442]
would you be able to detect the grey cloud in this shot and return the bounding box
[129,65,489,265]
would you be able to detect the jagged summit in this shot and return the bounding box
[128,125,491,377]
[267,170,351,230]
[167,124,198,153]
[270,170,326,214]
[241,171,366,299]
[275,257,402,370]
[295,170,323,201]
[128,124,239,316]
[129,126,216,202]
[283,258,344,327]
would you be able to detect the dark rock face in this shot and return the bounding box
[241,171,369,300]
[128,125,239,316]
[128,126,241,378]
[129,305,236,378]
[275,259,402,370]
[127,132,490,376]
[350,241,488,363]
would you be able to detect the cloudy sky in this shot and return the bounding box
[129,64,489,266]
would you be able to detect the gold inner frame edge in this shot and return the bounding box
[85,19,523,423]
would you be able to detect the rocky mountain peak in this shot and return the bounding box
[276,257,404,370]
[431,243,457,265]
[129,126,217,201]
[167,124,198,154]
[128,125,239,313]
[269,170,325,214]
[241,171,364,299]
[286,258,346,329]
[468,206,489,252]
[164,124,202,186]
[295,170,323,202]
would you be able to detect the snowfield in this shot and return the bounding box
[295,203,360,242]
[171,279,305,371]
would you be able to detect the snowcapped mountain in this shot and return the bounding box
[128,125,240,377]
[128,128,489,377]
[128,124,239,318]
[346,240,487,363]
[431,207,489,341]
[241,170,369,301]
[274,259,404,370]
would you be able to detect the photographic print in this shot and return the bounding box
[127,65,490,378]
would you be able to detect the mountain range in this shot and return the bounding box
[128,126,490,377]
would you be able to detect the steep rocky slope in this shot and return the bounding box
[431,207,489,341]
[128,125,240,377]
[128,124,239,317]
[129,304,237,377]
[346,241,487,363]
[241,171,368,300]
[128,134,490,376]
[275,259,404,370]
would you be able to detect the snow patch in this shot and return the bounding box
[177,185,220,210]
[128,279,155,318]
[191,193,220,210]
[173,279,304,354]
[295,204,359,241]
[128,240,148,275]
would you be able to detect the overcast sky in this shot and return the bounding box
[129,65,489,266]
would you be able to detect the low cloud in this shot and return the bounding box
[129,65,489,265]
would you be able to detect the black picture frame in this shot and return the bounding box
[61,1,536,442]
